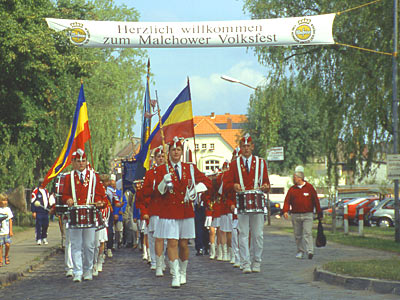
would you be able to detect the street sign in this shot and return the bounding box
[387,154,400,180]
[267,147,284,161]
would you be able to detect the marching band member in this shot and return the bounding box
[62,149,106,282]
[224,134,270,274]
[142,146,166,275]
[134,179,150,262]
[152,137,211,288]
[216,162,234,262]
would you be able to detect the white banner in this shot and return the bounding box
[46,14,335,48]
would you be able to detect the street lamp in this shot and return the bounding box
[220,75,258,90]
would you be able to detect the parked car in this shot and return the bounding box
[369,198,395,227]
[266,200,281,216]
[354,198,380,225]
[336,197,378,223]
[325,197,355,215]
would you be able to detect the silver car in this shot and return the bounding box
[369,198,395,227]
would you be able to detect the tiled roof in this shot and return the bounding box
[194,118,221,135]
[193,113,247,149]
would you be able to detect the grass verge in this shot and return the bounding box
[323,259,400,281]
[12,225,30,233]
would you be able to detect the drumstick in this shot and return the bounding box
[34,201,51,212]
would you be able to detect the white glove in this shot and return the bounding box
[158,173,172,195]
[204,216,212,228]
[195,182,208,193]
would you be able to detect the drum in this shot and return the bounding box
[55,173,68,215]
[236,190,265,214]
[55,204,69,215]
[67,205,97,229]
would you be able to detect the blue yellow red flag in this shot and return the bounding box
[42,84,91,187]
[135,83,194,168]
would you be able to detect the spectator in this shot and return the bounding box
[0,193,13,266]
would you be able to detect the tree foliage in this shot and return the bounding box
[243,0,396,182]
[0,0,146,192]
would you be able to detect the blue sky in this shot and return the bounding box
[114,0,268,135]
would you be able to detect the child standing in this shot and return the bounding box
[0,193,13,266]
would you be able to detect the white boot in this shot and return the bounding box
[97,261,103,272]
[147,248,151,263]
[217,244,223,261]
[229,247,235,264]
[209,244,216,260]
[156,256,164,277]
[179,259,188,285]
[222,244,230,261]
[142,245,148,261]
[169,259,181,288]
[162,254,166,271]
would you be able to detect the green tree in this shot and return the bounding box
[243,0,395,181]
[0,0,146,192]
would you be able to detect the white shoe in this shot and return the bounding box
[156,256,164,277]
[97,262,103,272]
[147,248,151,263]
[169,260,181,288]
[142,245,148,261]
[209,244,216,260]
[73,275,82,282]
[43,238,48,245]
[252,263,261,273]
[93,264,98,277]
[66,269,73,277]
[296,252,304,259]
[83,273,93,281]
[37,239,42,245]
[150,263,156,270]
[243,266,252,274]
[179,259,188,285]
[107,249,113,258]
[233,262,240,268]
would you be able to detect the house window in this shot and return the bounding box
[195,144,199,150]
[205,160,219,172]
[202,144,207,149]
[210,143,215,150]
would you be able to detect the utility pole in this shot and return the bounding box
[392,0,399,242]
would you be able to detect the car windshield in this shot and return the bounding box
[375,198,393,210]
[384,200,394,209]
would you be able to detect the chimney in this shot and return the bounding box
[210,112,215,119]
[227,117,232,129]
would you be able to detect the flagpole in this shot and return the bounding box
[81,79,95,168]
[155,90,169,166]
[187,77,198,166]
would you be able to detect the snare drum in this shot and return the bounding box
[55,204,69,215]
[236,190,265,214]
[55,173,68,215]
[67,205,97,229]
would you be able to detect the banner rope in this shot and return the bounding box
[335,0,393,56]
[336,0,384,16]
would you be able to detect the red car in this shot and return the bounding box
[340,197,379,223]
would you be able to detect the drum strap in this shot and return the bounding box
[259,158,264,188]
[254,157,259,189]
[71,171,77,205]
[86,170,95,205]
[236,158,245,191]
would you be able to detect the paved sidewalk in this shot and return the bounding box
[0,220,62,286]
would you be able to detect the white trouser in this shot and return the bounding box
[237,214,264,268]
[291,212,314,254]
[231,227,239,261]
[63,220,73,271]
[69,227,96,277]
[148,216,158,266]
[94,230,100,266]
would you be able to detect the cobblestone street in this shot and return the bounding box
[2,226,397,300]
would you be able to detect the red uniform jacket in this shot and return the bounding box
[282,182,322,214]
[135,184,148,221]
[152,162,212,220]
[142,167,162,217]
[224,156,270,208]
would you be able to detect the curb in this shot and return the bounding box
[314,267,400,296]
[0,246,62,287]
